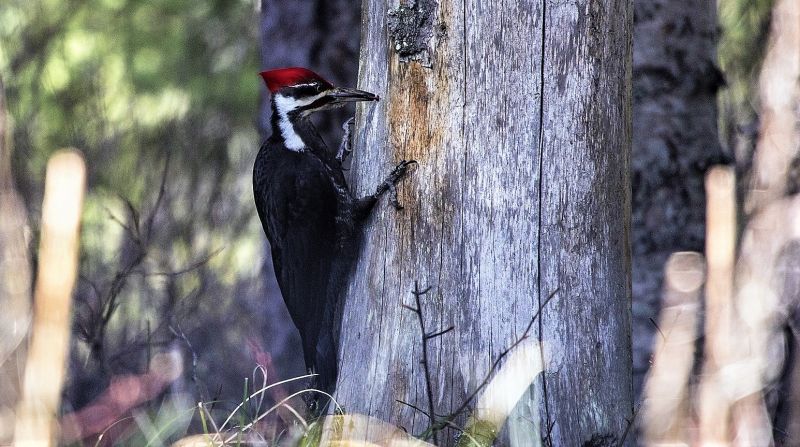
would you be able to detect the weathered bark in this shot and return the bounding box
[337,1,633,445]
[631,0,724,395]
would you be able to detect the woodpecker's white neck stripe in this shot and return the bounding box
[274,93,325,151]
[274,95,306,151]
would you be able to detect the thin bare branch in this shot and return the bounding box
[396,399,432,419]
[401,304,419,313]
[649,317,666,342]
[134,247,224,277]
[425,326,454,340]
[402,281,440,446]
[439,288,558,430]
[145,153,171,243]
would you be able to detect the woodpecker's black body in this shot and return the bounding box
[253,68,413,407]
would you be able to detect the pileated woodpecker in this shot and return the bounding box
[254,67,414,406]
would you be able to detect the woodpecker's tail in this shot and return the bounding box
[307,258,350,414]
[313,329,338,394]
[304,329,337,415]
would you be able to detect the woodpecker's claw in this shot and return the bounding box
[388,183,402,210]
[375,160,417,210]
[336,117,356,163]
[390,159,417,183]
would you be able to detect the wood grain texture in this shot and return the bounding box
[337,1,632,445]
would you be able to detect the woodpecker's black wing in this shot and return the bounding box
[253,143,339,381]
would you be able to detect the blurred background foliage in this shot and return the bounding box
[717,0,774,161]
[0,0,306,436]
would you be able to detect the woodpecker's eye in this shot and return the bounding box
[293,82,324,96]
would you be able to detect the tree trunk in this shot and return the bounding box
[337,1,633,445]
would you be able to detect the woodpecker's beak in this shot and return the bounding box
[327,87,380,103]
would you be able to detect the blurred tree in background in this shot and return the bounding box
[258,0,360,141]
[717,0,775,165]
[631,0,779,397]
[631,0,726,396]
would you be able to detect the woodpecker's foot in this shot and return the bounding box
[388,183,402,209]
[375,160,417,210]
[307,395,319,416]
[336,117,356,163]
[305,367,321,414]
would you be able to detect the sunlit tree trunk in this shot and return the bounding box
[746,0,800,441]
[337,1,633,444]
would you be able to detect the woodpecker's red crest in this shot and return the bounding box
[260,67,333,93]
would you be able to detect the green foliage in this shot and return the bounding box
[717,0,774,152]
[297,421,322,447]
[1,0,260,197]
[455,418,496,447]
[718,0,774,80]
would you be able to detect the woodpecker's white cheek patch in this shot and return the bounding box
[274,93,325,151]
[274,95,307,151]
